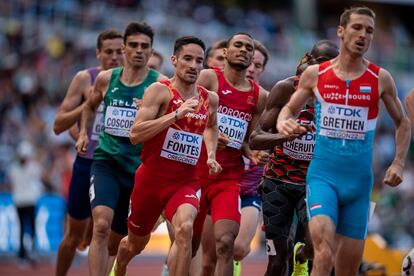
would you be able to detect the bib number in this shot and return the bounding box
[91,102,104,141]
[160,128,203,165]
[282,131,315,161]
[104,106,136,137]
[319,103,368,140]
[217,113,248,149]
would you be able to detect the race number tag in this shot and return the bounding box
[91,102,104,141]
[104,106,136,137]
[283,130,315,161]
[160,128,203,165]
[217,113,248,149]
[319,103,368,140]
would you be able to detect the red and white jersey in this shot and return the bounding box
[140,79,210,181]
[313,61,380,156]
[197,68,259,180]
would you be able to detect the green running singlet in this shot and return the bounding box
[94,67,159,173]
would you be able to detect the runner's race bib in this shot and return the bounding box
[91,102,104,141]
[283,131,315,161]
[104,106,136,137]
[319,103,368,140]
[217,113,248,149]
[161,128,203,165]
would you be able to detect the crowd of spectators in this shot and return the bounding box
[1,0,414,250]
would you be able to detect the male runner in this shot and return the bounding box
[53,29,123,276]
[148,50,164,71]
[75,22,166,276]
[250,40,339,276]
[277,7,411,275]
[233,39,269,275]
[204,39,227,70]
[161,38,227,276]
[114,36,221,276]
[193,32,268,276]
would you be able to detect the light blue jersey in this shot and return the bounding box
[307,61,381,239]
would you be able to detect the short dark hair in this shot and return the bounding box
[173,36,206,55]
[296,39,339,76]
[208,39,227,57]
[123,22,154,45]
[339,6,376,27]
[97,29,123,50]
[226,32,254,48]
[254,40,269,68]
[310,39,339,61]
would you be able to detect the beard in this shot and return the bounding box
[227,59,250,70]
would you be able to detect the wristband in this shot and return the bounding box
[175,109,179,121]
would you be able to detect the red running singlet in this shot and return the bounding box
[197,68,259,181]
[139,79,210,182]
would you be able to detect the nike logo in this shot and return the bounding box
[130,221,141,228]
[185,194,198,199]
[222,90,232,95]
[173,99,183,105]
[252,201,261,209]
[111,87,119,93]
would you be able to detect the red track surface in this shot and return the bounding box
[0,255,267,276]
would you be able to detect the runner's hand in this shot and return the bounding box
[384,162,403,187]
[75,133,89,155]
[249,150,270,166]
[277,118,307,136]
[217,133,230,150]
[207,158,222,175]
[245,150,270,166]
[176,96,199,120]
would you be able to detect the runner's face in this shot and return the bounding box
[172,44,204,84]
[97,38,123,70]
[123,34,153,68]
[225,34,254,70]
[339,13,374,57]
[246,50,265,82]
[207,48,225,69]
[147,55,162,71]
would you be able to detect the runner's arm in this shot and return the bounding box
[129,83,199,144]
[129,83,169,144]
[203,92,222,175]
[203,92,219,160]
[242,86,268,162]
[405,89,414,128]
[53,70,91,134]
[249,79,297,150]
[197,69,218,92]
[276,65,317,136]
[75,70,108,154]
[381,69,411,186]
[79,71,108,136]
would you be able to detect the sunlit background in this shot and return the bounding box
[1,0,414,274]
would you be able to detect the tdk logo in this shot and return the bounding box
[334,106,361,117]
[117,109,136,118]
[173,132,199,143]
[328,106,336,114]
[221,117,246,128]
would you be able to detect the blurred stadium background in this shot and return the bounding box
[1,0,414,275]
